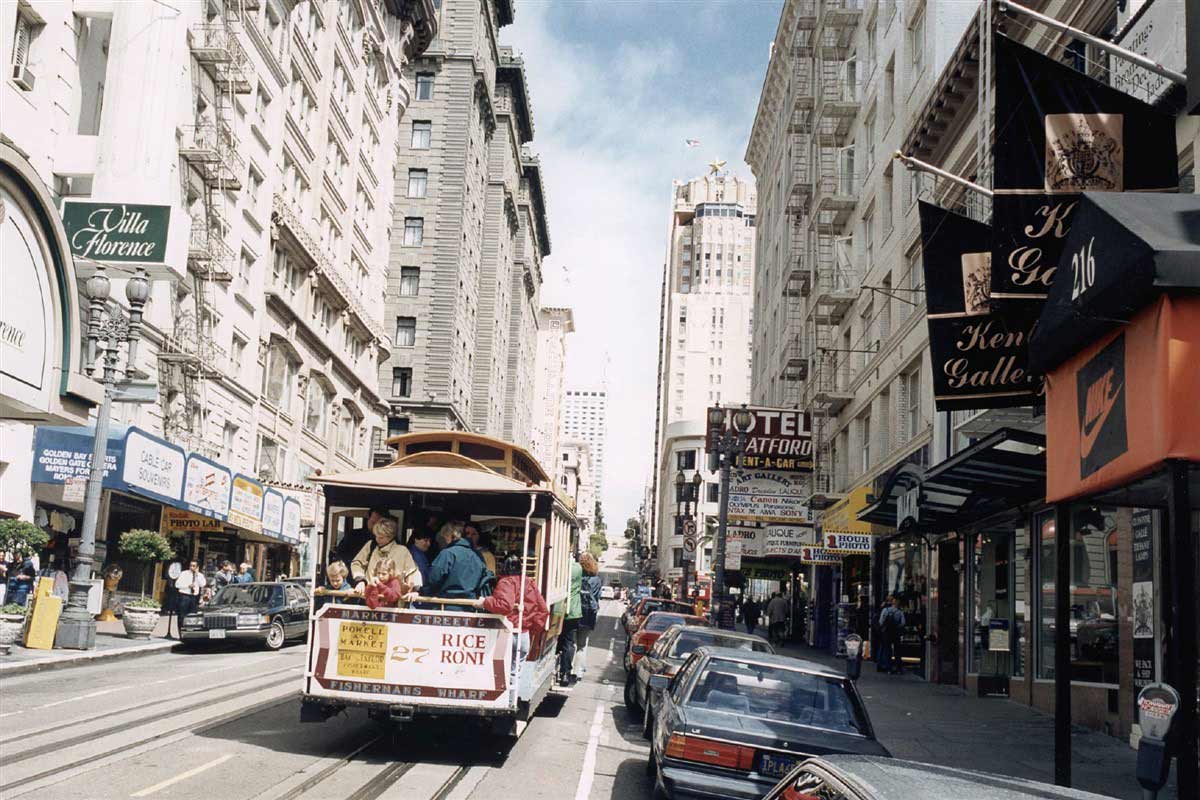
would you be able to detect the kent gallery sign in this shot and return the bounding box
[62,201,171,263]
[706,406,813,472]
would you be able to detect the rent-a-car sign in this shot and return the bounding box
[707,406,813,472]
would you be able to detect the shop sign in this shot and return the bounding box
[160,508,223,534]
[740,561,792,582]
[707,406,813,472]
[120,427,185,506]
[262,489,285,539]
[725,541,742,571]
[282,498,302,544]
[822,486,886,535]
[1131,509,1156,710]
[798,547,841,565]
[229,475,265,533]
[1,185,55,414]
[988,619,1011,652]
[897,486,920,526]
[821,532,873,554]
[272,485,323,526]
[1112,0,1187,104]
[31,426,125,488]
[61,201,171,264]
[728,470,813,525]
[727,526,762,557]
[183,454,231,520]
[726,525,817,558]
[62,477,86,503]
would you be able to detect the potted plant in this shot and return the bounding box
[117,529,174,639]
[0,603,26,652]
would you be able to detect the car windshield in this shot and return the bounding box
[671,632,771,659]
[646,614,692,632]
[212,585,279,608]
[686,659,866,734]
[642,600,689,616]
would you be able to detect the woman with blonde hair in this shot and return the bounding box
[574,552,603,678]
[351,518,422,598]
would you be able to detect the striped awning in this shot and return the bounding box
[859,428,1046,533]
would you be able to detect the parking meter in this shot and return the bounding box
[1135,683,1180,800]
[844,634,863,681]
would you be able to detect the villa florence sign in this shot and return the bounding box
[61,201,170,263]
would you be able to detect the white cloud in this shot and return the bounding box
[506,2,768,527]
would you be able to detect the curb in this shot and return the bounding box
[0,639,183,677]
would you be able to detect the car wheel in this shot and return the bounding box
[265,619,286,651]
[624,673,640,712]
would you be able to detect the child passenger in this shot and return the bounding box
[316,561,354,610]
[364,557,413,609]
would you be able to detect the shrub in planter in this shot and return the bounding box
[117,530,173,639]
[0,519,49,559]
[0,603,27,649]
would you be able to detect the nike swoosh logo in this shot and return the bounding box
[1080,381,1123,461]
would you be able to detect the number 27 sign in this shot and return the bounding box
[824,532,873,554]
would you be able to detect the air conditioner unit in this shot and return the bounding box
[11,64,35,91]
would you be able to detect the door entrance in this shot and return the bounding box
[936,540,960,685]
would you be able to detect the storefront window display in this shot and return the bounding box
[885,538,928,675]
[968,526,1026,678]
[1037,507,1120,684]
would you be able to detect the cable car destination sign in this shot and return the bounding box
[706,406,813,472]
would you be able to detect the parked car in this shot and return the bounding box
[627,624,773,721]
[181,582,309,650]
[624,597,696,634]
[601,585,616,600]
[626,612,709,671]
[763,755,1116,800]
[647,648,888,800]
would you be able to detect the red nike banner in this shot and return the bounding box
[1045,295,1200,503]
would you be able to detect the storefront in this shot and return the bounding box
[0,143,102,519]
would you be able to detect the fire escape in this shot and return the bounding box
[802,0,862,501]
[163,0,252,456]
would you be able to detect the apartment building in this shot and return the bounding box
[561,387,608,509]
[746,0,971,509]
[559,439,595,533]
[650,172,757,585]
[379,0,550,452]
[0,0,435,520]
[530,307,575,476]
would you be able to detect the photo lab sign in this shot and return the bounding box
[61,201,171,263]
[707,406,813,472]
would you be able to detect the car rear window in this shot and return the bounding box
[671,632,772,659]
[686,659,866,734]
[645,613,690,632]
[213,585,279,607]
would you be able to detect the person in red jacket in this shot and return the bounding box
[472,555,548,660]
[364,557,415,609]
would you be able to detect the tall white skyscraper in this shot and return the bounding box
[531,307,574,475]
[560,388,608,508]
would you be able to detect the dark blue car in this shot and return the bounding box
[647,647,890,800]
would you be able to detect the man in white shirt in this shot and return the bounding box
[175,560,206,618]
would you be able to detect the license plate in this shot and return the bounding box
[758,752,799,779]
[208,629,227,639]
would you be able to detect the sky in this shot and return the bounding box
[504,0,783,530]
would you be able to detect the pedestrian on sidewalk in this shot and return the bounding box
[175,561,206,617]
[235,562,255,584]
[766,592,789,645]
[212,561,236,596]
[575,553,602,678]
[878,595,906,674]
[743,596,761,635]
[557,553,583,685]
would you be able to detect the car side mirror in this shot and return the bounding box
[648,674,670,693]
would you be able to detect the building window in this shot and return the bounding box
[262,342,297,413]
[304,378,332,435]
[399,266,420,296]
[910,12,926,75]
[672,548,683,568]
[860,414,871,473]
[407,169,428,198]
[904,369,921,439]
[391,367,412,397]
[337,407,358,456]
[403,217,423,246]
[411,120,431,149]
[676,449,696,471]
[221,423,238,464]
[884,58,895,125]
[706,483,719,503]
[230,334,247,374]
[256,434,281,480]
[415,73,434,100]
[395,316,416,347]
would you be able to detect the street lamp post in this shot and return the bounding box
[55,267,151,650]
[675,469,702,601]
[707,404,753,628]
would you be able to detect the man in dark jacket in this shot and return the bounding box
[427,522,488,600]
[334,509,386,569]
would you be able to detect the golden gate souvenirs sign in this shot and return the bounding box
[919,202,1043,410]
[728,470,813,525]
[310,606,513,709]
[990,34,1176,304]
[707,406,813,473]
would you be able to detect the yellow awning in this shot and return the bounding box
[820,486,888,535]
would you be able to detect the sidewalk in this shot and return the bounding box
[0,614,180,676]
[775,640,1178,800]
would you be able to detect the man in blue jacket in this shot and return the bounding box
[427,522,488,599]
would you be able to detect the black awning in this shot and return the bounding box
[1031,191,1200,373]
[859,428,1046,532]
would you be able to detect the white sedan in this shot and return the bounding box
[600,586,616,600]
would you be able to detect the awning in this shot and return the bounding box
[821,486,888,536]
[859,428,1047,532]
[1031,191,1200,374]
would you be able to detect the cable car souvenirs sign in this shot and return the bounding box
[707,407,813,472]
[919,202,1042,410]
[310,606,513,709]
[990,34,1177,303]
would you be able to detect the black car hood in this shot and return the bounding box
[680,706,889,759]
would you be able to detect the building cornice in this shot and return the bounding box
[497,47,535,143]
[521,153,551,257]
[746,0,799,172]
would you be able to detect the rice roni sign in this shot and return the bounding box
[310,606,513,710]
